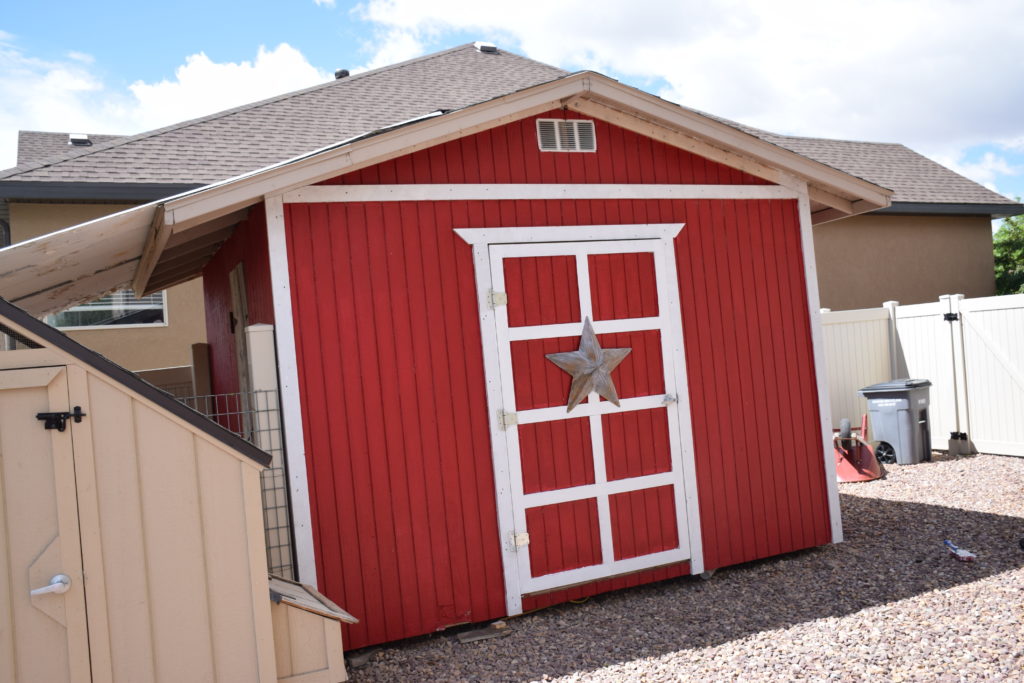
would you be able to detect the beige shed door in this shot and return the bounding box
[0,366,91,683]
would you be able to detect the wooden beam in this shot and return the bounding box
[284,183,799,204]
[163,208,248,250]
[131,204,169,295]
[808,186,855,214]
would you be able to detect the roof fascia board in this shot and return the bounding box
[582,76,892,209]
[0,181,202,202]
[876,201,1024,218]
[0,297,272,467]
[161,76,591,230]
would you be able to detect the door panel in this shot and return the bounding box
[0,367,90,683]
[489,239,694,597]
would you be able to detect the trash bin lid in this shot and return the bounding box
[859,378,932,393]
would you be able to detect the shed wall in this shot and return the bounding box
[202,203,274,395]
[285,194,829,650]
[72,367,276,682]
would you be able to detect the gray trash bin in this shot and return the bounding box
[858,379,932,465]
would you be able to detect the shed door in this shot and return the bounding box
[0,366,91,682]
[488,239,698,600]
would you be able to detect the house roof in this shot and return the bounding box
[0,67,896,317]
[17,130,127,167]
[0,296,273,468]
[1,44,1016,218]
[0,44,568,188]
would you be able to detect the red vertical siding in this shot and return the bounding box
[324,111,770,187]
[284,196,829,650]
[201,204,274,396]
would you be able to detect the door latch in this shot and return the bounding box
[36,406,87,432]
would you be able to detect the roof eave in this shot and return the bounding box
[0,181,203,203]
[876,201,1024,218]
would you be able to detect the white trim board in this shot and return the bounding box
[264,194,318,586]
[797,186,843,544]
[283,184,798,204]
[456,223,683,246]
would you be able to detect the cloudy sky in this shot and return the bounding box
[2,0,1022,201]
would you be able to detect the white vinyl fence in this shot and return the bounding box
[821,293,1024,457]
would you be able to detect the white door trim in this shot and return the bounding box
[462,224,703,615]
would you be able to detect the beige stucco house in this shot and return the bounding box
[0,46,1019,389]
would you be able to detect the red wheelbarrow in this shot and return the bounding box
[833,415,884,482]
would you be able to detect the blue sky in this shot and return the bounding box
[2,0,1023,207]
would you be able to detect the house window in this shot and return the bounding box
[45,289,167,329]
[537,119,597,152]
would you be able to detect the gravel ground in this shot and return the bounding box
[351,453,1024,681]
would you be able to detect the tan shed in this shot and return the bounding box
[0,297,282,682]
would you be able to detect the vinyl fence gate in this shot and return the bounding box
[821,293,1024,457]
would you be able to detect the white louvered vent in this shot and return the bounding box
[536,119,597,152]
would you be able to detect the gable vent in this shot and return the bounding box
[536,119,597,152]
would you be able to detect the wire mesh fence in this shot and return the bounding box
[180,389,295,579]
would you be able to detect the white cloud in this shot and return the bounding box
[931,151,1022,196]
[0,42,329,169]
[355,0,1024,158]
[314,0,336,6]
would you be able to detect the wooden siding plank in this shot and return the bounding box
[85,376,156,682]
[195,441,262,682]
[133,400,216,681]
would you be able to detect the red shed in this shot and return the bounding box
[0,63,892,651]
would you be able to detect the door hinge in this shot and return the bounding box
[36,406,87,432]
[943,312,959,322]
[511,531,530,551]
[488,290,508,308]
[498,410,518,430]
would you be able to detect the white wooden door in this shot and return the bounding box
[486,237,701,607]
[0,366,91,683]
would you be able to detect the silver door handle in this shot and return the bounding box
[30,574,71,597]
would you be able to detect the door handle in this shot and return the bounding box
[30,574,71,597]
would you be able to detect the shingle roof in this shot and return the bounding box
[0,43,1016,211]
[0,44,567,185]
[763,135,1015,206]
[17,131,126,166]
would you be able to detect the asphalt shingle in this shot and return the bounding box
[1,43,1016,209]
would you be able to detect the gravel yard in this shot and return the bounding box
[351,453,1024,681]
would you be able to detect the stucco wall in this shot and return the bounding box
[9,202,208,371]
[814,213,996,311]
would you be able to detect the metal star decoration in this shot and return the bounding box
[546,317,632,412]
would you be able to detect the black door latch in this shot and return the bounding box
[36,406,87,432]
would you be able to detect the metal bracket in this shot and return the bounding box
[943,312,959,322]
[498,410,518,430]
[488,290,508,308]
[35,406,87,432]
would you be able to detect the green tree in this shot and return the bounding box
[994,202,1024,295]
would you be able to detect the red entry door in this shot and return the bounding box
[487,238,698,604]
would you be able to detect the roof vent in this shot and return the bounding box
[68,133,92,147]
[334,69,350,79]
[536,119,597,152]
[474,41,498,54]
